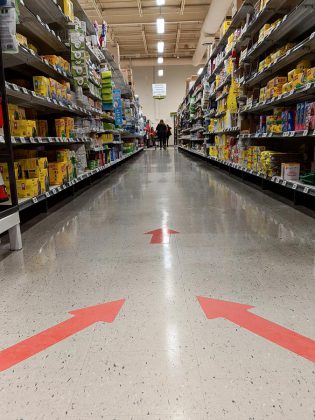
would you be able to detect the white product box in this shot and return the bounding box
[281,163,300,181]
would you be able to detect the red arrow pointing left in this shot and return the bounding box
[0,299,125,372]
[198,296,315,363]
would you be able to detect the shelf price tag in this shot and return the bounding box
[52,188,56,194]
[32,197,38,204]
[11,137,16,143]
[22,87,28,95]
[303,187,310,194]
[20,137,26,144]
[292,184,298,190]
[303,130,309,136]
[282,181,287,187]
[30,137,35,143]
[12,83,19,91]
[275,178,280,184]
[45,192,50,198]
[48,137,54,143]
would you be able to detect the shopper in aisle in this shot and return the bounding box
[166,124,172,148]
[156,120,167,150]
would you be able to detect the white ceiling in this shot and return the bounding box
[79,0,212,62]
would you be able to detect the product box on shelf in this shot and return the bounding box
[16,179,41,198]
[281,163,300,181]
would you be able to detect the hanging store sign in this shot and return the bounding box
[152,84,167,100]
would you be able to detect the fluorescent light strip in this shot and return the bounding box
[156,17,165,34]
[156,0,165,5]
[158,69,164,77]
[157,57,164,64]
[157,41,164,53]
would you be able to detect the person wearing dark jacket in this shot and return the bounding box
[156,120,167,150]
[166,124,172,148]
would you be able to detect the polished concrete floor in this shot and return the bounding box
[0,149,314,419]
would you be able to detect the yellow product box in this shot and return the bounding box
[258,60,265,72]
[267,78,275,89]
[36,120,49,137]
[227,33,234,48]
[63,0,74,21]
[288,69,296,82]
[38,169,49,193]
[264,55,272,66]
[60,84,67,99]
[220,19,231,38]
[270,19,281,30]
[282,82,292,94]
[49,78,57,99]
[18,157,48,171]
[296,60,311,72]
[33,76,50,97]
[49,162,69,185]
[0,162,20,180]
[265,88,272,100]
[23,167,48,181]
[56,149,71,163]
[16,179,40,198]
[8,103,20,121]
[273,86,283,97]
[16,33,28,47]
[11,120,36,137]
[28,43,38,54]
[274,77,287,86]
[306,67,315,82]
[64,118,74,138]
[41,55,59,67]
[55,119,66,138]
[56,82,62,99]
[259,87,266,102]
[292,73,306,88]
[271,124,282,133]
[209,146,218,157]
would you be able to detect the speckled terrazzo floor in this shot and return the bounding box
[0,149,314,419]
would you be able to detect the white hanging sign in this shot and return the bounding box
[152,84,167,99]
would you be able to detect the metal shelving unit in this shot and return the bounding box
[18,1,68,53]
[243,32,315,87]
[1,149,143,212]
[241,83,315,113]
[179,146,315,203]
[176,0,315,212]
[243,0,315,63]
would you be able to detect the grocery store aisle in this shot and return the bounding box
[0,149,314,419]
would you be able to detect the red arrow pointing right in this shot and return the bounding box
[197,296,315,363]
[0,299,125,372]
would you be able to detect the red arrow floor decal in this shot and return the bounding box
[0,299,125,372]
[197,296,315,363]
[145,228,179,244]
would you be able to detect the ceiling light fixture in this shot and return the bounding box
[157,57,164,64]
[157,41,164,53]
[156,17,165,34]
[156,0,165,5]
[158,69,164,77]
